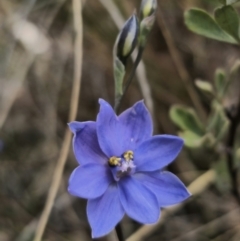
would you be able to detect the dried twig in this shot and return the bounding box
[33,0,83,240]
[126,170,216,241]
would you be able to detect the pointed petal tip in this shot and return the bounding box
[133,100,149,113]
[162,135,184,148]
[68,121,81,134]
[98,99,114,112]
[98,98,108,106]
[133,99,145,108]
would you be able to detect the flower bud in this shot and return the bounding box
[140,0,157,19]
[139,14,156,46]
[114,14,139,66]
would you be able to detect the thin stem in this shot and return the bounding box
[33,0,83,240]
[114,46,145,113]
[226,101,240,204]
[116,223,124,241]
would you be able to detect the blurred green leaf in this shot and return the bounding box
[201,133,216,148]
[213,158,231,193]
[219,0,240,5]
[207,101,229,141]
[170,105,205,135]
[224,60,240,116]
[195,79,214,96]
[184,8,237,44]
[179,131,202,148]
[179,131,215,148]
[216,120,229,141]
[214,68,227,99]
[214,5,240,42]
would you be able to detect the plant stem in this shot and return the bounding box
[116,223,124,241]
[226,101,240,204]
[114,46,145,113]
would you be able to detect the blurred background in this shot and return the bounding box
[1,0,240,240]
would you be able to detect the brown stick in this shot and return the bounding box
[33,0,83,240]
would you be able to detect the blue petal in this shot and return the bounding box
[119,176,160,223]
[134,135,184,172]
[133,171,191,207]
[68,163,113,199]
[118,100,153,150]
[96,99,126,157]
[68,121,107,165]
[87,184,124,238]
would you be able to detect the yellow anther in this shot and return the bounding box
[123,150,134,161]
[108,156,121,166]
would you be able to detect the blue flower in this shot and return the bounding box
[68,99,190,238]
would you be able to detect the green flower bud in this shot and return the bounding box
[114,14,139,66]
[139,14,156,46]
[140,0,157,19]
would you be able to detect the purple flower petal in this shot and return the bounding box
[96,99,125,157]
[119,176,160,223]
[87,184,124,238]
[68,121,107,165]
[133,171,191,207]
[68,163,113,199]
[118,101,153,150]
[134,135,184,172]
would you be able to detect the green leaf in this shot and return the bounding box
[179,131,215,148]
[170,105,205,135]
[219,0,225,4]
[219,0,240,5]
[179,131,202,148]
[224,60,240,116]
[214,68,227,99]
[195,79,215,98]
[207,101,229,141]
[228,0,240,4]
[214,157,232,194]
[214,6,240,42]
[184,8,237,44]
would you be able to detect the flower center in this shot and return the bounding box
[108,150,136,180]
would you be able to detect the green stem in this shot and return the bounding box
[114,46,145,113]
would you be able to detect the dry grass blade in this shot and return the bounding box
[33,0,83,240]
[126,170,216,241]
